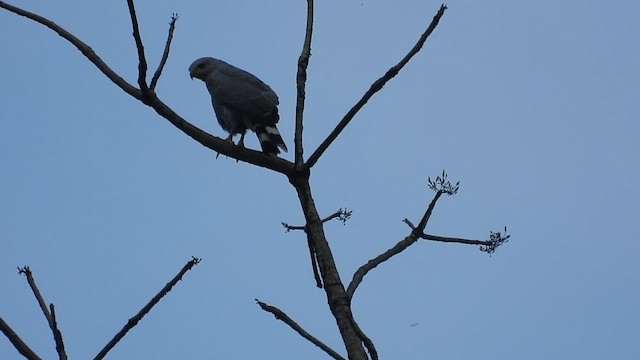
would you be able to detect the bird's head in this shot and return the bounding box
[188,57,216,81]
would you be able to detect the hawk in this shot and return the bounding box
[189,57,288,156]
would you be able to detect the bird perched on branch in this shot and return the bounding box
[189,57,288,156]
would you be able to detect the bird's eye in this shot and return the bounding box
[197,63,205,69]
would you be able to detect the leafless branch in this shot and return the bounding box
[17,267,68,360]
[150,13,178,91]
[256,299,346,360]
[305,4,448,170]
[294,0,314,167]
[0,316,42,360]
[18,267,52,323]
[0,1,140,98]
[350,316,378,360]
[347,233,419,299]
[282,208,352,232]
[126,0,148,90]
[347,173,452,299]
[94,257,201,360]
[49,305,68,360]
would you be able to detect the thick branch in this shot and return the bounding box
[294,0,314,167]
[0,2,140,99]
[150,13,178,91]
[290,176,368,359]
[126,0,148,90]
[0,316,42,360]
[256,300,345,360]
[94,257,201,360]
[305,4,448,170]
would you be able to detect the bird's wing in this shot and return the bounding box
[205,66,278,120]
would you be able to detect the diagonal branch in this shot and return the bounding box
[49,305,68,360]
[256,299,346,360]
[0,1,140,99]
[294,0,314,168]
[0,315,42,360]
[150,13,178,91]
[347,183,446,299]
[18,267,68,360]
[94,257,201,360]
[304,4,448,170]
[347,232,419,299]
[18,267,51,323]
[126,0,148,91]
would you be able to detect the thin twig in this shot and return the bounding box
[49,305,68,360]
[256,299,346,360]
[18,267,51,323]
[18,267,68,360]
[282,208,351,232]
[126,0,149,91]
[0,1,140,98]
[419,233,493,246]
[150,13,178,91]
[94,257,201,360]
[294,0,314,167]
[305,4,448,170]
[0,316,42,360]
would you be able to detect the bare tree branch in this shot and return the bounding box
[0,316,42,360]
[49,305,68,360]
[294,0,314,167]
[282,208,352,232]
[0,2,141,99]
[347,183,446,299]
[94,257,201,360]
[150,13,178,91]
[304,4,448,170]
[17,267,68,360]
[126,0,149,91]
[0,2,297,174]
[18,267,52,323]
[350,316,378,360]
[256,299,346,360]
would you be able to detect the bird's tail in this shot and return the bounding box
[255,125,288,156]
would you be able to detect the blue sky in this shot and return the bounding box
[1,1,639,359]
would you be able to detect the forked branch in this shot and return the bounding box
[18,267,68,360]
[305,4,448,170]
[256,299,346,360]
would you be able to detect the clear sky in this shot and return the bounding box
[1,1,638,359]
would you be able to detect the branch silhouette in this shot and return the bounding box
[256,299,346,360]
[305,4,448,170]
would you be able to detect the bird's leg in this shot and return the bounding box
[238,133,246,148]
[224,133,234,144]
